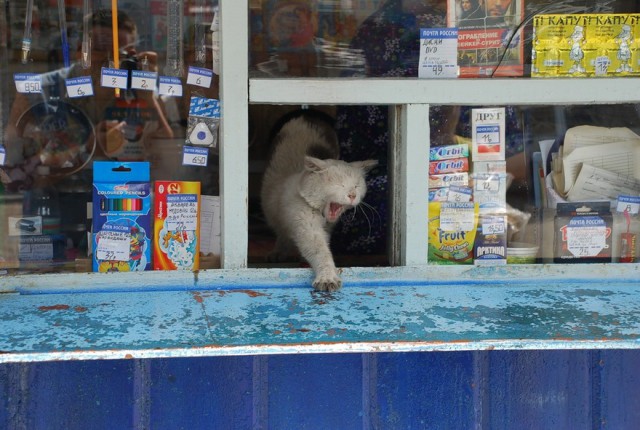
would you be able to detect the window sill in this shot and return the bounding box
[1,264,639,363]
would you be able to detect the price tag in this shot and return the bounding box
[65,76,94,98]
[471,107,505,161]
[131,70,158,91]
[565,218,607,257]
[166,194,198,231]
[100,67,129,89]
[418,28,458,79]
[14,73,42,94]
[96,225,130,261]
[617,195,640,215]
[474,174,500,192]
[158,76,183,97]
[446,186,472,202]
[594,56,611,76]
[186,66,213,88]
[19,237,53,261]
[482,217,506,235]
[439,202,475,231]
[182,146,209,167]
[0,145,5,166]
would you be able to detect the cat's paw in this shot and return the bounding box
[312,272,342,292]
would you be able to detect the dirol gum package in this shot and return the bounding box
[533,14,640,77]
[92,161,151,272]
[154,181,201,271]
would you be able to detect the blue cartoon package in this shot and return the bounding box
[92,161,151,272]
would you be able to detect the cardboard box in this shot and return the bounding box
[92,161,151,272]
[153,181,201,271]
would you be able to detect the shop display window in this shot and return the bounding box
[2,0,640,280]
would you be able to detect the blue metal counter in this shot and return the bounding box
[1,265,639,362]
[2,265,640,428]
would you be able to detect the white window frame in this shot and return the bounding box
[221,0,640,270]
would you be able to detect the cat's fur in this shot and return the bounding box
[261,112,377,291]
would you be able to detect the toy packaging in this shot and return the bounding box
[92,161,151,272]
[153,181,201,271]
[554,202,612,263]
[533,14,640,77]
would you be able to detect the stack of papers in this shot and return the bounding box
[548,125,640,202]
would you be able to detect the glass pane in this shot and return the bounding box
[248,105,390,268]
[0,1,221,275]
[249,0,640,78]
[428,103,640,265]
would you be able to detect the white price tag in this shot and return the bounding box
[131,70,158,91]
[594,56,611,76]
[617,195,640,215]
[566,222,607,257]
[182,146,209,167]
[482,217,506,235]
[186,66,213,88]
[96,227,130,261]
[158,76,183,96]
[166,194,198,231]
[418,28,458,79]
[65,76,94,98]
[439,203,475,231]
[472,107,506,161]
[100,67,129,89]
[19,239,53,261]
[14,73,42,94]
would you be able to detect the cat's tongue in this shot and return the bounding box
[328,203,343,222]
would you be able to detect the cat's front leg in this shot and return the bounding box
[293,228,342,292]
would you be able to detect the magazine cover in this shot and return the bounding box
[447,0,525,77]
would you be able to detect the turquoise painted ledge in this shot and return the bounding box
[1,265,639,362]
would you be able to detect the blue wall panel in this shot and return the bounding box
[2,351,640,429]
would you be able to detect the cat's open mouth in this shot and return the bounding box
[326,202,345,222]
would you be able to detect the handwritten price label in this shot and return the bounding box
[182,146,209,167]
[100,67,128,89]
[131,70,158,91]
[418,28,458,79]
[96,229,130,261]
[158,76,183,97]
[66,76,94,98]
[167,194,198,231]
[14,73,42,94]
[186,66,213,88]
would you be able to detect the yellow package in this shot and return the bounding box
[532,14,640,77]
[428,202,478,265]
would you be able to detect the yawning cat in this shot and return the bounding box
[261,111,377,291]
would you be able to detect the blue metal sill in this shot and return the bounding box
[1,264,639,363]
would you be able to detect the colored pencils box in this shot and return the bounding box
[153,181,201,271]
[92,161,152,272]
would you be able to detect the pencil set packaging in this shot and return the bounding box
[92,161,152,272]
[153,181,201,271]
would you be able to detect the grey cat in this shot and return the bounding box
[261,112,377,291]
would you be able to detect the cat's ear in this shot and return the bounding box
[352,160,378,173]
[304,156,328,173]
